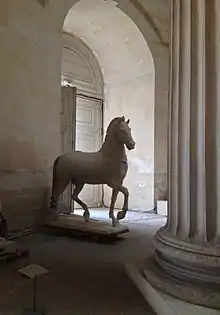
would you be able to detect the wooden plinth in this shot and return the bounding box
[44,214,129,242]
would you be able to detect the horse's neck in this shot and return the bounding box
[100,136,127,162]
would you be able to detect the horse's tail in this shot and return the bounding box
[50,156,61,209]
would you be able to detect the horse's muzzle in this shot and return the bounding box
[127,141,135,150]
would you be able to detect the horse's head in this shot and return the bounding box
[116,116,135,150]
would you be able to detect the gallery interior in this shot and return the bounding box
[0,0,219,314]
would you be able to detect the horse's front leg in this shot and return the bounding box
[117,185,129,220]
[109,188,119,227]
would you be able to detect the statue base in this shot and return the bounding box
[21,310,45,315]
[44,213,129,243]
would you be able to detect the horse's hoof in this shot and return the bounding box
[112,219,120,227]
[50,202,57,210]
[117,211,125,220]
[83,211,90,222]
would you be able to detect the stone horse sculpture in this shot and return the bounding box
[50,116,135,226]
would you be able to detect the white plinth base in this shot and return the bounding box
[125,260,220,315]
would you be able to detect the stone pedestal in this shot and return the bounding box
[143,0,220,310]
[125,260,220,315]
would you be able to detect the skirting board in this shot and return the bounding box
[125,260,220,315]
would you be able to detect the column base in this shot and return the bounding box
[142,228,220,310]
[125,260,220,315]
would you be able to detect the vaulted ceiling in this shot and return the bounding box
[63,0,155,86]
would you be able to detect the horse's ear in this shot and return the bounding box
[122,116,125,121]
[126,119,130,124]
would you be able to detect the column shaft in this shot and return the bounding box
[167,0,179,235]
[214,0,220,241]
[177,0,191,238]
[193,0,206,240]
[144,0,220,309]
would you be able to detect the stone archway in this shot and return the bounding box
[55,0,169,206]
[63,0,156,211]
[61,32,104,98]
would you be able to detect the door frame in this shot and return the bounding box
[60,86,77,213]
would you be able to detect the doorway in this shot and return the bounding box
[60,86,103,212]
[61,30,104,212]
[75,93,103,208]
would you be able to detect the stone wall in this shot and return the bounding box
[0,0,61,230]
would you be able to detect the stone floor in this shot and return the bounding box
[0,211,166,315]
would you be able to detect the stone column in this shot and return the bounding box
[143,0,220,309]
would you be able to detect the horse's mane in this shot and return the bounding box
[106,117,123,133]
[105,117,123,141]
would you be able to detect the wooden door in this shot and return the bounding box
[75,95,103,208]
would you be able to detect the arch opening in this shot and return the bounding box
[62,0,156,212]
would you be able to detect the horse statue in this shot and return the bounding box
[50,116,135,226]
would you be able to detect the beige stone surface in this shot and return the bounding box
[0,0,61,229]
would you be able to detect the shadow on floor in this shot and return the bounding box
[0,215,165,315]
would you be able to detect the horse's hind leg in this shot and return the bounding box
[72,183,90,222]
[50,179,70,209]
[49,178,70,222]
